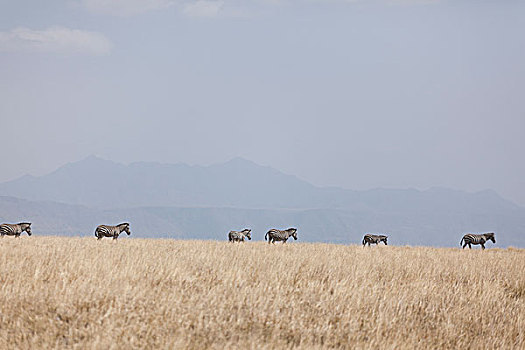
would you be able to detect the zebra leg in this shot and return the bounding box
[468,243,472,249]
[462,242,467,249]
[113,235,118,240]
[97,236,103,240]
[481,243,485,250]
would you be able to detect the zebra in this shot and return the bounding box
[362,234,388,246]
[265,228,297,244]
[0,222,32,238]
[95,223,131,240]
[228,228,251,242]
[460,232,495,250]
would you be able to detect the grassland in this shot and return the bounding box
[0,237,523,349]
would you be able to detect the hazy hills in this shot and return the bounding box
[0,156,523,247]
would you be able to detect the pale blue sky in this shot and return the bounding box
[1,0,525,206]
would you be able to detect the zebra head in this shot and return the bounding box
[20,222,32,236]
[119,223,131,235]
[485,232,495,243]
[287,228,298,240]
[380,235,388,245]
[242,229,252,240]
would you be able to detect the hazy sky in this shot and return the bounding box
[1,0,525,206]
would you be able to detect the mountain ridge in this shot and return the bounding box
[0,155,519,210]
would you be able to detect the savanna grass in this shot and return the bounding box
[0,237,523,349]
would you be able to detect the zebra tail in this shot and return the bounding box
[362,237,366,245]
[264,232,268,241]
[460,237,463,246]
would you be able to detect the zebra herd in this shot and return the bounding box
[0,221,497,249]
[361,233,496,249]
[228,227,298,243]
[227,228,496,249]
[0,222,130,240]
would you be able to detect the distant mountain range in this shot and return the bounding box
[0,156,523,247]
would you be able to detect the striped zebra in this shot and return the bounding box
[265,228,297,244]
[228,228,251,242]
[0,222,32,238]
[362,234,388,246]
[460,232,495,250]
[95,223,131,240]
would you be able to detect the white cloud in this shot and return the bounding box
[0,27,112,55]
[81,0,175,16]
[183,0,224,18]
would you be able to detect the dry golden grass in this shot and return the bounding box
[0,237,524,349]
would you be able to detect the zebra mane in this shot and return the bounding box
[18,222,31,226]
[118,222,130,227]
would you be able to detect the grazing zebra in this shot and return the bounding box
[362,234,388,246]
[0,222,32,238]
[95,223,131,240]
[460,232,495,250]
[228,228,251,242]
[265,228,297,244]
